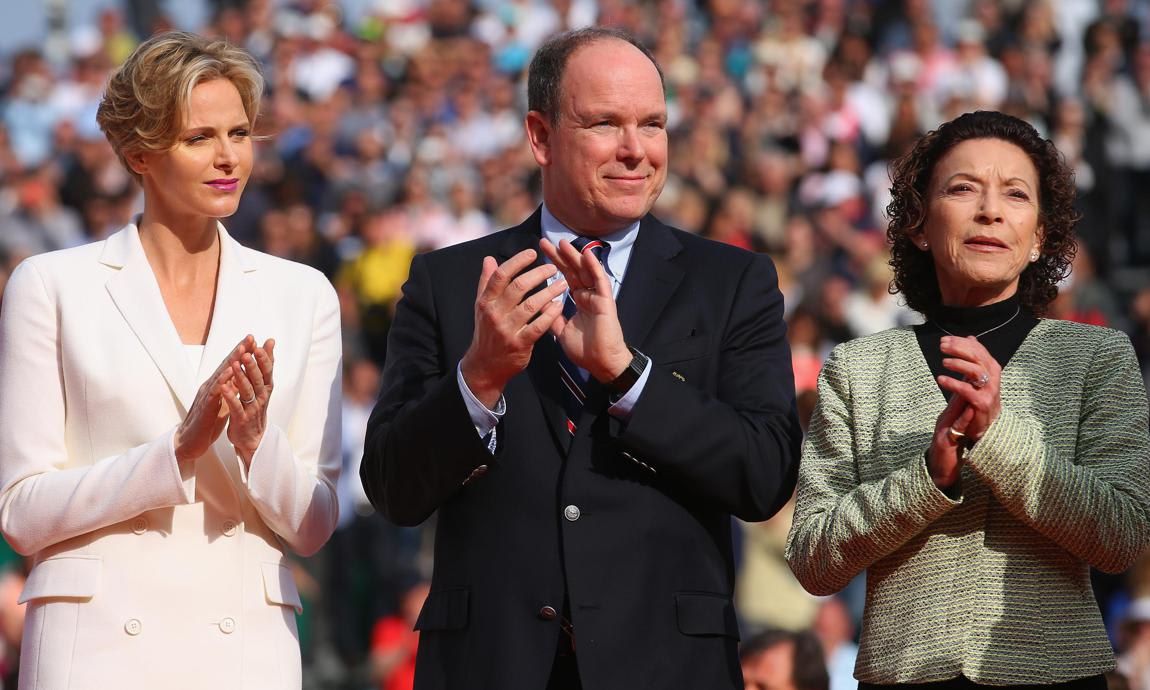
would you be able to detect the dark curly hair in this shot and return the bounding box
[886,110,1078,318]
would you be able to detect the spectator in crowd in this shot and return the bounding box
[810,596,858,690]
[1119,598,1150,690]
[336,208,416,365]
[740,628,830,690]
[0,167,86,259]
[736,495,820,637]
[369,576,429,690]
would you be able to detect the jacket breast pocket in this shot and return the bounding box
[675,591,739,639]
[646,335,707,364]
[414,586,469,631]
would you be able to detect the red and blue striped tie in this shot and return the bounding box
[557,237,610,436]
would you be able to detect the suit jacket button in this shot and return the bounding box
[219,617,236,634]
[222,520,238,537]
[131,518,147,535]
[538,606,557,621]
[124,619,142,636]
[563,505,581,522]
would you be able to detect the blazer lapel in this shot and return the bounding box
[197,224,255,507]
[196,224,259,387]
[103,224,197,412]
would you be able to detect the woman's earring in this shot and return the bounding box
[1030,250,1040,262]
[920,240,929,250]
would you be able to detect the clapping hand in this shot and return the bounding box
[220,337,275,466]
[538,238,631,384]
[937,335,1002,441]
[175,335,256,462]
[927,335,1002,490]
[460,249,569,408]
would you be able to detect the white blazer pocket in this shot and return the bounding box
[20,555,101,603]
[261,562,303,614]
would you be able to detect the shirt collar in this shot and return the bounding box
[539,203,639,281]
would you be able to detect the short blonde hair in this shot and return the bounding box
[96,31,264,182]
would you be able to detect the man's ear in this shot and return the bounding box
[524,111,552,168]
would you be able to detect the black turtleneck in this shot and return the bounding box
[914,294,1039,397]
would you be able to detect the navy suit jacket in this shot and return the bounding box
[361,209,802,690]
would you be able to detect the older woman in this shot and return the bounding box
[786,110,1150,688]
[0,33,340,689]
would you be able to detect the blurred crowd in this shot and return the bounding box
[3,0,1150,688]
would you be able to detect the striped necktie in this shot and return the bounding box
[557,237,610,436]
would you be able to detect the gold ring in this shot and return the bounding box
[946,426,966,441]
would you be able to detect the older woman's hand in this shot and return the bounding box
[936,335,1002,441]
[220,338,275,467]
[928,394,974,489]
[174,336,256,462]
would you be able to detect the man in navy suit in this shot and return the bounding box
[361,26,802,690]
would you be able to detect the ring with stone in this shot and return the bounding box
[971,372,990,389]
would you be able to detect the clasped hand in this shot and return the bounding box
[175,334,275,467]
[459,239,631,409]
[927,335,1002,489]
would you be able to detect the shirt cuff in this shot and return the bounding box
[607,356,652,421]
[457,361,506,439]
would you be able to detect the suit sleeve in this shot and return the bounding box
[612,252,803,521]
[783,346,960,596]
[962,330,1150,573]
[360,254,494,526]
[243,275,342,556]
[0,260,195,556]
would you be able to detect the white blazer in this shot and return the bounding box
[0,222,342,689]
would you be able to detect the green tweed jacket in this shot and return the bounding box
[785,320,1150,685]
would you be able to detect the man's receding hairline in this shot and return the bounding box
[550,36,664,120]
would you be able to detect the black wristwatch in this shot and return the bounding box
[608,346,649,393]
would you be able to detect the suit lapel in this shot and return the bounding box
[103,225,197,412]
[572,216,684,439]
[524,213,687,451]
[614,215,684,349]
[501,210,575,450]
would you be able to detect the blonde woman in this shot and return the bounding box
[0,32,341,689]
